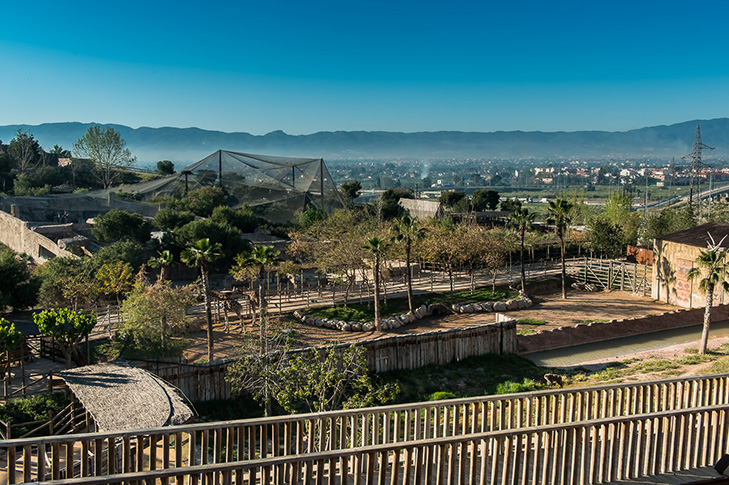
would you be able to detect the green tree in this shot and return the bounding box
[154,207,196,231]
[547,197,574,299]
[156,160,175,175]
[121,279,196,353]
[73,125,136,189]
[438,191,467,210]
[642,206,696,245]
[340,180,362,207]
[92,209,151,244]
[0,318,22,381]
[602,191,640,246]
[210,205,260,233]
[180,185,227,217]
[181,238,222,362]
[364,236,388,331]
[33,309,96,368]
[93,240,145,272]
[471,188,500,211]
[174,218,247,270]
[8,129,42,174]
[297,205,328,228]
[390,214,426,312]
[687,236,729,354]
[508,207,535,293]
[148,250,174,281]
[0,244,39,312]
[96,261,135,306]
[586,216,625,258]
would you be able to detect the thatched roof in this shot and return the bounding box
[60,360,194,432]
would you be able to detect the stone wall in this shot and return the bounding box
[517,304,729,354]
[652,239,729,308]
[0,210,75,262]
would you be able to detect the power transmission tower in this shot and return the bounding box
[682,124,714,216]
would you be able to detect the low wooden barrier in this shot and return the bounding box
[1,373,728,483]
[134,321,517,401]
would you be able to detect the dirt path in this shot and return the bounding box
[181,289,681,363]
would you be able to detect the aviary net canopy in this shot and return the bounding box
[131,150,344,223]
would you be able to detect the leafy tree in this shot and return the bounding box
[33,308,96,368]
[210,205,260,233]
[471,189,500,211]
[156,160,175,175]
[500,198,522,211]
[154,207,196,231]
[297,205,327,228]
[438,191,467,210]
[0,244,39,312]
[35,257,96,309]
[642,206,696,245]
[390,214,426,312]
[340,180,362,207]
[96,261,135,306]
[73,125,136,188]
[274,344,397,413]
[93,240,146,272]
[687,236,729,354]
[92,209,151,244]
[49,145,71,158]
[180,185,227,217]
[508,207,535,293]
[174,218,247,270]
[8,129,42,174]
[0,318,22,381]
[181,238,222,362]
[547,197,574,299]
[121,278,196,353]
[373,188,411,221]
[586,216,625,258]
[364,236,388,331]
[602,191,640,246]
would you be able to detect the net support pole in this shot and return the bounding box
[218,150,223,188]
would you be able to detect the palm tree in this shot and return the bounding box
[148,249,174,281]
[234,245,281,416]
[364,236,388,331]
[181,238,222,362]
[508,207,535,293]
[390,214,427,313]
[687,235,729,354]
[547,198,574,299]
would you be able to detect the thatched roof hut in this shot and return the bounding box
[60,360,194,432]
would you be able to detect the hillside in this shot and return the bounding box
[0,119,727,165]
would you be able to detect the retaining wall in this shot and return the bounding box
[0,210,75,262]
[517,304,729,354]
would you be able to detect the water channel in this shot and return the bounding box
[525,319,729,368]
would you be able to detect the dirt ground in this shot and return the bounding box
[181,288,682,363]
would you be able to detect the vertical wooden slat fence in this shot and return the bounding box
[2,373,729,483]
[569,258,653,295]
[7,404,728,485]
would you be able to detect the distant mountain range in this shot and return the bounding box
[1,119,728,166]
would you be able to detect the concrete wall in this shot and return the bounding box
[652,239,729,308]
[0,210,75,262]
[517,304,729,354]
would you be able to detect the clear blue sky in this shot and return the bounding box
[3,0,729,135]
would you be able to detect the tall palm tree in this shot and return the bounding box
[508,207,535,293]
[390,214,427,313]
[364,236,388,331]
[547,198,574,299]
[181,238,222,362]
[148,249,174,281]
[234,245,281,416]
[687,235,729,354]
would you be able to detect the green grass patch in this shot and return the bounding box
[496,378,540,395]
[633,359,679,373]
[517,318,548,326]
[517,329,537,335]
[676,353,712,365]
[577,319,610,325]
[91,336,191,362]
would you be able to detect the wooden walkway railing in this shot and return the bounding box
[1,373,729,483]
[5,404,728,484]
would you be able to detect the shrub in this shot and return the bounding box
[495,378,539,395]
[427,391,459,401]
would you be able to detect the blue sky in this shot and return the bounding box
[2,0,729,135]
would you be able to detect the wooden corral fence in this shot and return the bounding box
[132,321,516,402]
[2,373,728,483]
[568,258,653,295]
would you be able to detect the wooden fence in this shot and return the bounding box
[132,321,516,402]
[568,258,653,295]
[2,373,728,483]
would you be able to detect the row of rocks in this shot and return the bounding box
[293,294,533,332]
[451,295,533,314]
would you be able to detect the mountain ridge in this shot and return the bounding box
[0,119,727,165]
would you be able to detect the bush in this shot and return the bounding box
[427,391,458,401]
[495,378,539,395]
[0,393,71,437]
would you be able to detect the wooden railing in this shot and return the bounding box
[5,404,728,484]
[1,373,728,483]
